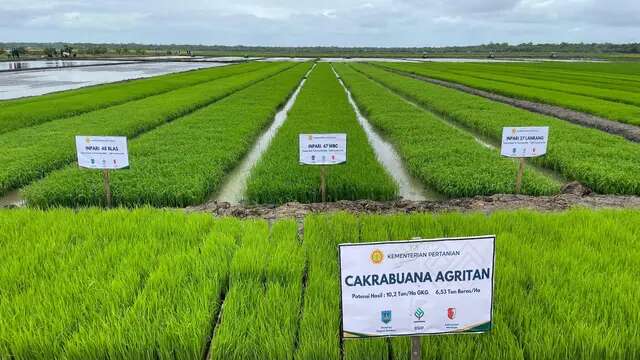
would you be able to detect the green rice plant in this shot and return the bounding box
[333,64,559,197]
[0,62,273,134]
[295,212,359,360]
[245,63,398,204]
[211,219,304,360]
[0,62,294,197]
[0,208,218,359]
[23,63,311,207]
[303,209,640,359]
[1,208,640,358]
[426,62,640,94]
[379,62,640,125]
[62,225,238,359]
[353,63,640,195]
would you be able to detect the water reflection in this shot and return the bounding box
[0,62,228,100]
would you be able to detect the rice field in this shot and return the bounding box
[2,60,640,204]
[1,207,639,359]
[2,59,640,357]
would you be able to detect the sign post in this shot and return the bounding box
[500,127,549,194]
[299,133,347,203]
[75,136,129,208]
[339,235,495,344]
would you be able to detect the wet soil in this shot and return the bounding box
[187,183,640,220]
[390,69,640,142]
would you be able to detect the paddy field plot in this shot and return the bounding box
[1,208,639,359]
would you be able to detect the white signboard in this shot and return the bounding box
[339,236,495,338]
[501,127,549,158]
[299,133,347,165]
[75,136,129,169]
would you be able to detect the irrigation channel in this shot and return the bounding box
[355,66,568,185]
[331,66,436,201]
[212,64,317,203]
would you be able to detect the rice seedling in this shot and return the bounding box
[211,219,304,360]
[353,63,640,195]
[1,208,639,358]
[23,63,311,207]
[245,63,398,204]
[379,62,640,125]
[0,62,294,196]
[333,64,560,197]
[0,62,273,134]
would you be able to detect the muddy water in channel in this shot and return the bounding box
[332,66,440,201]
[211,65,317,203]
[0,190,25,208]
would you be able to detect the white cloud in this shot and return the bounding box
[0,0,638,46]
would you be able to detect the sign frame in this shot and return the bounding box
[500,126,549,159]
[75,135,130,170]
[299,133,347,166]
[338,235,496,339]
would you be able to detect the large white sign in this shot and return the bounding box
[299,133,347,165]
[339,236,495,338]
[75,136,129,169]
[501,127,549,158]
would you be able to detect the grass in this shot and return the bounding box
[210,219,305,360]
[0,62,273,134]
[379,62,640,125]
[245,63,398,204]
[0,62,294,197]
[353,63,640,195]
[1,208,639,358]
[23,63,311,207]
[333,64,560,197]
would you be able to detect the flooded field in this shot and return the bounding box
[0,61,228,100]
[0,59,133,71]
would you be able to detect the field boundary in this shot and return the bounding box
[189,190,640,220]
[378,65,640,142]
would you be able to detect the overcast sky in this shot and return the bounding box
[1,0,638,47]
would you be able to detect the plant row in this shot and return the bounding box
[0,208,231,359]
[211,219,305,359]
[0,62,294,197]
[1,208,639,358]
[333,64,559,197]
[434,62,640,94]
[245,63,398,204]
[427,63,640,107]
[380,62,640,125]
[23,63,311,207]
[0,62,273,134]
[354,63,640,195]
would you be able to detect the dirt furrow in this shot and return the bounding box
[384,67,640,142]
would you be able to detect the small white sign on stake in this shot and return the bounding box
[339,236,495,338]
[299,133,347,165]
[500,127,549,158]
[75,136,129,169]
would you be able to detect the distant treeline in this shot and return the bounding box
[2,42,640,57]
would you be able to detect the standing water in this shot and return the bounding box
[331,66,441,201]
[212,64,317,203]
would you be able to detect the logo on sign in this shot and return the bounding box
[511,128,517,135]
[447,307,456,320]
[370,249,384,264]
[415,308,424,320]
[381,310,392,324]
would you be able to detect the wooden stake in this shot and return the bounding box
[411,336,421,360]
[103,169,112,208]
[515,157,526,194]
[320,166,327,203]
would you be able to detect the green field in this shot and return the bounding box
[379,61,640,125]
[1,207,639,358]
[3,60,640,205]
